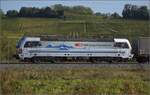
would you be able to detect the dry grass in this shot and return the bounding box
[0,67,149,95]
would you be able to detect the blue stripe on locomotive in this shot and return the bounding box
[46,44,73,50]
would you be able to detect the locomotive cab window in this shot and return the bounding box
[114,42,129,48]
[24,41,41,48]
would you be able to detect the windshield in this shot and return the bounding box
[114,42,129,48]
[24,41,41,48]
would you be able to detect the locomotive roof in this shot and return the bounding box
[41,38,114,42]
[24,36,114,42]
[114,38,129,43]
[23,36,130,43]
[35,36,114,42]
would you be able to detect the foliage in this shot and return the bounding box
[6,10,18,17]
[0,67,149,95]
[5,4,93,18]
[111,12,121,19]
[122,4,149,20]
[19,6,61,18]
[95,12,102,16]
[3,4,149,20]
[53,4,93,15]
[72,5,93,15]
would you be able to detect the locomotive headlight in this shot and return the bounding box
[118,51,125,56]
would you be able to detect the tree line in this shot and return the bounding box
[95,4,149,20]
[95,12,121,19]
[52,4,93,15]
[122,4,149,20]
[3,4,93,18]
[5,6,64,18]
[1,4,149,20]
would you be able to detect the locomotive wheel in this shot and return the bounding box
[31,57,42,63]
[20,58,32,63]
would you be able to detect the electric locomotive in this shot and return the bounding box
[16,36,133,63]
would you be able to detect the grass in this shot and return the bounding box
[0,67,150,95]
[1,17,149,37]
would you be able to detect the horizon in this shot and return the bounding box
[1,0,149,15]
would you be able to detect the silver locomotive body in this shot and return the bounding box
[16,37,133,62]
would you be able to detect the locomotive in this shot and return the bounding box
[16,36,134,63]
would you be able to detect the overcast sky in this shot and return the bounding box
[1,0,149,15]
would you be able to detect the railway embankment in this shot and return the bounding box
[0,63,149,71]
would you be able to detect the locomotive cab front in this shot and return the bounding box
[16,37,41,60]
[114,38,133,59]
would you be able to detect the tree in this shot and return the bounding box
[7,5,94,18]
[6,10,18,17]
[19,7,27,17]
[52,4,65,18]
[138,6,149,20]
[111,12,121,19]
[72,6,93,15]
[52,4,93,15]
[56,10,64,18]
[131,5,138,19]
[122,4,132,19]
[95,12,102,16]
[19,7,37,17]
[122,4,149,20]
[52,4,64,11]
[43,7,54,17]
[18,6,58,18]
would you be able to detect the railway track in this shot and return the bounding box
[0,62,149,70]
[0,61,149,64]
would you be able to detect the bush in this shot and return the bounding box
[6,10,18,17]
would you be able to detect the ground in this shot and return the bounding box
[0,65,150,95]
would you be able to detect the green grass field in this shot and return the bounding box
[1,17,149,37]
[0,17,149,61]
[0,67,149,95]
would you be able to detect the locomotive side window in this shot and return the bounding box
[114,42,129,48]
[24,41,41,48]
